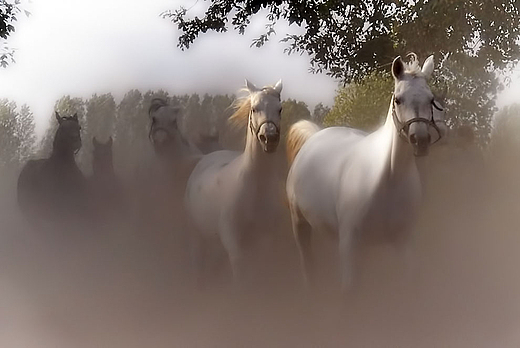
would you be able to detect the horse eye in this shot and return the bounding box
[251,108,257,113]
[394,98,402,105]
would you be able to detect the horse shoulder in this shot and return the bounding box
[288,129,360,233]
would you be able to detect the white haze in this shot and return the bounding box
[0,0,338,136]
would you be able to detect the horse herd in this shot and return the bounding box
[16,54,448,293]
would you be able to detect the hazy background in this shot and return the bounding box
[0,0,339,136]
[2,1,520,347]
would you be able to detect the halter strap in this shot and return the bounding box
[248,109,280,137]
[392,95,444,145]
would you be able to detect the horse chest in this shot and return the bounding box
[357,179,420,243]
[227,182,279,233]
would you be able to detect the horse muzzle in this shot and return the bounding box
[409,125,431,157]
[257,123,280,153]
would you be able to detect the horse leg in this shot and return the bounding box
[290,204,313,288]
[338,227,356,295]
[220,224,248,289]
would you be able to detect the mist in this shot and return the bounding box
[1,124,520,347]
[3,1,520,347]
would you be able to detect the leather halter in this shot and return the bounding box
[248,109,280,138]
[392,95,444,144]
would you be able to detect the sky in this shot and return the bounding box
[0,0,519,136]
[0,0,338,135]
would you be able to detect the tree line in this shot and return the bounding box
[0,89,328,179]
[166,0,520,145]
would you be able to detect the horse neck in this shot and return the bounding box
[381,100,416,178]
[50,146,76,164]
[242,118,277,177]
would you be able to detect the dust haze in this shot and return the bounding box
[1,119,520,348]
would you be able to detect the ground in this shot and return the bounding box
[1,151,520,347]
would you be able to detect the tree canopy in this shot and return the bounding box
[0,0,28,67]
[324,71,393,131]
[165,0,520,143]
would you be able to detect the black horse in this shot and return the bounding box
[17,112,90,230]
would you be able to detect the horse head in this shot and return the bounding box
[53,111,82,155]
[148,98,187,155]
[391,54,445,156]
[245,79,283,153]
[92,136,114,174]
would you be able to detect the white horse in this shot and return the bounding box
[286,54,447,291]
[185,79,283,285]
[132,98,204,279]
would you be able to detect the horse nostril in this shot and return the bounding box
[259,134,267,143]
[268,133,280,143]
[409,133,418,145]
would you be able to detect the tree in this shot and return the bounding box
[183,93,201,138]
[324,71,393,131]
[0,99,19,168]
[1,0,30,67]
[312,102,330,125]
[166,0,520,144]
[81,93,116,172]
[114,89,145,176]
[281,98,311,136]
[0,99,36,170]
[15,103,36,163]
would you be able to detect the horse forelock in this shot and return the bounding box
[228,86,281,129]
[402,52,426,78]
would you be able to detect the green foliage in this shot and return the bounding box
[324,72,393,131]
[281,99,311,136]
[166,0,520,143]
[15,104,36,163]
[312,103,330,125]
[1,0,30,67]
[166,1,520,80]
[0,99,36,169]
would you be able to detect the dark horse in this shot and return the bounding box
[17,112,90,230]
[89,136,126,226]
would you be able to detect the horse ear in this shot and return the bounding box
[55,111,62,124]
[245,79,260,92]
[421,55,434,79]
[392,56,405,80]
[273,79,283,94]
[72,112,78,121]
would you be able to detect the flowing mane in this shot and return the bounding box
[228,86,281,130]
